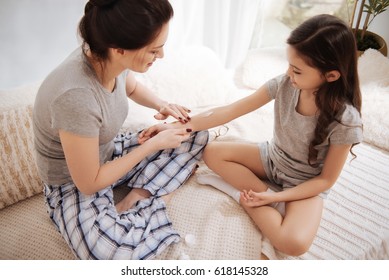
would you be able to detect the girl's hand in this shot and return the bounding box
[142,128,192,150]
[154,103,191,123]
[240,189,276,208]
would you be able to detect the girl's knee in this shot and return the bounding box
[202,142,218,162]
[278,233,312,256]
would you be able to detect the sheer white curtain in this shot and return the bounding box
[167,0,263,68]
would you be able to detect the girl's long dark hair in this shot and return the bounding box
[287,14,362,166]
[78,0,174,61]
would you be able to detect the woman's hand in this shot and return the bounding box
[154,102,191,123]
[240,189,276,208]
[139,127,193,150]
[125,73,191,124]
[138,123,171,144]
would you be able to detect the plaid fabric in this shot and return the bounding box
[43,130,209,260]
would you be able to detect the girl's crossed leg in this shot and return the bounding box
[202,141,269,193]
[242,195,322,256]
[201,141,323,256]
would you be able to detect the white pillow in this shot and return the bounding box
[0,82,40,110]
[356,49,389,151]
[236,47,288,89]
[361,84,389,151]
[134,46,234,108]
[359,49,389,87]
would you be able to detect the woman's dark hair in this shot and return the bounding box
[287,14,362,166]
[78,0,174,61]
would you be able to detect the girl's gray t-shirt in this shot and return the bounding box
[265,74,363,183]
[33,48,129,185]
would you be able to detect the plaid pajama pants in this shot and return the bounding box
[43,130,209,260]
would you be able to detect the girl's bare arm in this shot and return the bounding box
[139,84,272,141]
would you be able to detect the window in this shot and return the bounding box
[252,0,350,49]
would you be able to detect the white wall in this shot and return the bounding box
[350,2,389,56]
[0,0,86,90]
[1,0,386,90]
[368,9,389,52]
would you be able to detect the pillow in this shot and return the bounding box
[0,82,42,209]
[358,50,389,151]
[134,46,235,108]
[0,105,43,209]
[361,84,389,152]
[359,49,389,87]
[0,82,41,110]
[236,47,288,89]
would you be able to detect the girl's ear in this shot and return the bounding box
[325,70,341,82]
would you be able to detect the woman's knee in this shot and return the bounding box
[193,130,210,146]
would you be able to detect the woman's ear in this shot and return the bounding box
[109,48,125,58]
[325,70,341,82]
[113,48,125,55]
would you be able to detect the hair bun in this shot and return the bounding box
[89,0,118,8]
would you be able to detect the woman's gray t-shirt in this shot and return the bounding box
[263,74,363,185]
[33,48,129,185]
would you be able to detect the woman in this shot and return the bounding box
[33,0,208,260]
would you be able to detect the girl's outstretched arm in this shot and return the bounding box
[242,143,352,207]
[139,84,271,141]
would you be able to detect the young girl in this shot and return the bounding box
[139,14,363,256]
[33,0,208,260]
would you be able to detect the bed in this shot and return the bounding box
[0,46,388,260]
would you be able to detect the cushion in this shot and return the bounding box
[0,82,40,111]
[134,46,234,108]
[361,84,389,151]
[359,49,389,87]
[236,47,287,89]
[359,49,389,151]
[0,82,41,209]
[0,105,43,209]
